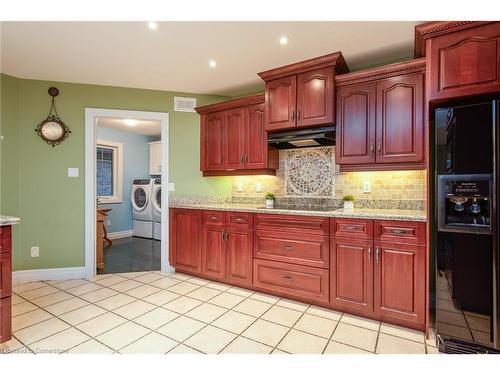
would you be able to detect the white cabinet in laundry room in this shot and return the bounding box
[149,141,162,175]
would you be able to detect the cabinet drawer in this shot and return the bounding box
[0,296,12,344]
[0,252,11,299]
[203,211,226,226]
[330,218,373,239]
[226,212,252,229]
[253,259,329,303]
[0,226,12,254]
[254,214,329,236]
[254,231,329,268]
[375,220,426,245]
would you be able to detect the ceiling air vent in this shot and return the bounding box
[174,96,197,113]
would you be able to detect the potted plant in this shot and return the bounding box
[265,192,276,209]
[342,195,355,211]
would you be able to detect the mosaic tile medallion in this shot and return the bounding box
[284,147,335,197]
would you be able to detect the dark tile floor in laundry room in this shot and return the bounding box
[97,236,161,274]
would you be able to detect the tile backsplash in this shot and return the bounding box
[232,146,426,202]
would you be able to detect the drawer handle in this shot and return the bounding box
[209,216,218,221]
[343,225,361,231]
[389,228,410,235]
[282,276,293,281]
[283,245,294,251]
[233,218,245,223]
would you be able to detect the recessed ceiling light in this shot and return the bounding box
[279,36,290,45]
[148,21,158,30]
[124,119,139,127]
[208,60,217,68]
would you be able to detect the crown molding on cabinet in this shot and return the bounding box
[257,51,349,82]
[414,21,495,57]
[195,94,264,115]
[335,58,426,87]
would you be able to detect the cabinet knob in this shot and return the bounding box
[282,276,293,281]
[370,142,374,156]
[377,143,382,157]
[376,246,380,263]
[245,154,248,162]
[240,155,244,163]
[283,245,294,251]
[368,246,371,262]
[291,110,295,121]
[297,110,301,119]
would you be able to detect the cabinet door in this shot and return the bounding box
[202,112,226,170]
[0,252,12,299]
[245,103,267,169]
[428,23,500,100]
[0,297,12,344]
[330,238,374,315]
[225,108,246,169]
[265,76,297,131]
[376,73,424,163]
[169,209,202,274]
[335,83,376,165]
[296,67,334,127]
[374,241,425,328]
[202,226,226,281]
[226,228,253,287]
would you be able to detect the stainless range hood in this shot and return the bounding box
[268,126,335,149]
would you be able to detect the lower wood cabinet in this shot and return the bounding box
[374,241,425,327]
[330,238,373,315]
[170,209,427,331]
[0,225,13,344]
[253,258,329,303]
[169,209,202,274]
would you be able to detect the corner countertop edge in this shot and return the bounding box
[0,215,21,226]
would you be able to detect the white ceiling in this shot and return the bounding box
[97,117,161,136]
[1,21,423,96]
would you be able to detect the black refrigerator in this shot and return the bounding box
[435,100,500,353]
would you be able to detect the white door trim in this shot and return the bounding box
[84,107,173,279]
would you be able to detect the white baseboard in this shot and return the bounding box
[107,230,133,240]
[12,267,87,284]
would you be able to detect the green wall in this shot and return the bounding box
[0,74,231,271]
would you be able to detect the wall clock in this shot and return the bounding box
[35,87,71,147]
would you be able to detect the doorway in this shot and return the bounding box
[84,108,172,279]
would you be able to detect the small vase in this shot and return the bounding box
[266,199,275,209]
[343,201,354,211]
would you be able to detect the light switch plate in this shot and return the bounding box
[363,181,371,193]
[31,246,40,258]
[237,183,243,192]
[168,182,175,192]
[68,168,79,177]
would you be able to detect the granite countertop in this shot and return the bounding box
[169,202,426,222]
[0,215,21,226]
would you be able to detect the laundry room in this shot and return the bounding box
[95,116,162,274]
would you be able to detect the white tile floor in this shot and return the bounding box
[0,271,438,354]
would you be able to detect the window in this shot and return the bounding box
[96,140,123,203]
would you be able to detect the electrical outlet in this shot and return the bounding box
[237,183,243,192]
[107,220,111,226]
[168,182,175,192]
[363,181,371,193]
[256,182,262,192]
[31,246,40,258]
[67,168,79,177]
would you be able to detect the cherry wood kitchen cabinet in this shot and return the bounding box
[201,211,253,287]
[335,59,426,171]
[374,241,426,328]
[415,22,500,101]
[201,111,225,171]
[336,82,376,165]
[329,218,426,331]
[330,237,374,315]
[0,225,13,344]
[258,52,348,132]
[169,209,202,274]
[197,95,278,176]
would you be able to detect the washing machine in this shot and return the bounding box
[131,178,153,238]
[152,178,161,241]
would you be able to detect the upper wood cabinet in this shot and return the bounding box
[336,82,376,165]
[197,95,278,176]
[335,59,426,171]
[258,52,348,132]
[415,22,500,101]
